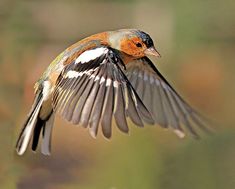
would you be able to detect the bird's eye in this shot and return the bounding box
[136,42,142,48]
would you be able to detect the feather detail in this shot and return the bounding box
[124,57,212,137]
[53,47,153,138]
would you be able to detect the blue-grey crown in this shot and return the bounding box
[135,30,154,48]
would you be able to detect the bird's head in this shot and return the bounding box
[108,29,161,59]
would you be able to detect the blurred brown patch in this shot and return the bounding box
[0,100,12,121]
[178,49,224,112]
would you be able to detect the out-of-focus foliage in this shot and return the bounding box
[0,0,234,188]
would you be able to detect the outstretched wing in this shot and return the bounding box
[124,57,212,138]
[52,47,154,138]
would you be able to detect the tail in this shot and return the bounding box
[16,90,55,155]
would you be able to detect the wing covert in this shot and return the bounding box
[52,47,154,138]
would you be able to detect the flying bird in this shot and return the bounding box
[16,29,211,156]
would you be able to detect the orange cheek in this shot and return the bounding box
[120,39,143,57]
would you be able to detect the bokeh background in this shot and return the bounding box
[1,0,235,188]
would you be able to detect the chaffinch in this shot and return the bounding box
[16,29,211,156]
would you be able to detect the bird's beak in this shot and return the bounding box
[144,47,161,58]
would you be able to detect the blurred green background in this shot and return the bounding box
[1,0,235,188]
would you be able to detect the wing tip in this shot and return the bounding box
[102,131,112,139]
[173,129,185,138]
[89,129,98,139]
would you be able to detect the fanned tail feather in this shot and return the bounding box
[16,91,44,155]
[16,90,55,155]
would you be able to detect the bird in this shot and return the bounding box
[16,29,211,156]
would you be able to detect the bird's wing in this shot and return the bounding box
[124,57,212,138]
[52,47,154,138]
